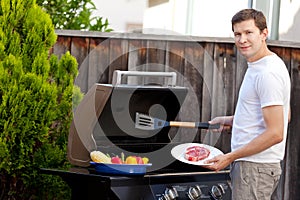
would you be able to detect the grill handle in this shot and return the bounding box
[112,70,177,86]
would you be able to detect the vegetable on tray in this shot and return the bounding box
[90,151,150,165]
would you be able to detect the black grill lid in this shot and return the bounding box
[68,71,188,167]
[94,85,188,144]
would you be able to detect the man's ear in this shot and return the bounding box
[262,28,269,40]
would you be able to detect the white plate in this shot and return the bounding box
[171,143,224,166]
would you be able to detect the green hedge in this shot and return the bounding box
[0,0,82,199]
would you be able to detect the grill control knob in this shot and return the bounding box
[187,185,202,200]
[210,184,225,200]
[158,193,171,200]
[165,187,178,200]
[217,184,225,194]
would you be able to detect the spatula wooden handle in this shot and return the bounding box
[169,121,196,128]
[169,121,220,129]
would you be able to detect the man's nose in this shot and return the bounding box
[239,34,247,43]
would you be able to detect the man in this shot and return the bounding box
[205,9,291,200]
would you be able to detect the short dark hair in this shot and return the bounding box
[231,9,267,32]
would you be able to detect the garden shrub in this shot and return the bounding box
[0,0,82,199]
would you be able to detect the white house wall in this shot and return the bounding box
[92,0,300,42]
[279,0,300,42]
[189,0,248,37]
[92,0,147,32]
[143,0,300,41]
[143,0,249,37]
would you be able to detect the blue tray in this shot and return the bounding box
[90,162,152,175]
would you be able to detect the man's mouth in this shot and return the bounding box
[240,46,250,51]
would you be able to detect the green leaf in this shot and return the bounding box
[36,0,113,31]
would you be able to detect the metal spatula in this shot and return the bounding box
[135,113,220,130]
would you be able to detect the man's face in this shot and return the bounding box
[233,19,268,62]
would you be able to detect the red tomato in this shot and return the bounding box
[111,156,123,164]
[135,156,144,164]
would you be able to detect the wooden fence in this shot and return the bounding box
[53,30,300,200]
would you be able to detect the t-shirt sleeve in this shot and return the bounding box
[256,72,285,108]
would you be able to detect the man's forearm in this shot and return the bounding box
[228,129,283,161]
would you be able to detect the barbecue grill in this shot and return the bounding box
[41,70,231,200]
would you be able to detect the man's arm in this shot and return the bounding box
[228,105,284,160]
[205,105,284,171]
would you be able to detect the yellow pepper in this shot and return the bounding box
[125,156,137,164]
[142,157,149,164]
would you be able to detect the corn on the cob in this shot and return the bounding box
[90,151,112,163]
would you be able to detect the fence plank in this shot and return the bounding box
[53,36,71,58]
[145,40,167,84]
[88,38,110,90]
[70,37,89,93]
[109,39,129,83]
[166,41,186,86]
[127,39,146,84]
[201,42,215,144]
[283,48,300,200]
[71,37,89,68]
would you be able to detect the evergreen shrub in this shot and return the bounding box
[0,0,82,199]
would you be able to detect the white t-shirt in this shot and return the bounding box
[232,54,291,163]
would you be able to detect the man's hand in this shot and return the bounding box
[208,116,233,133]
[203,153,234,172]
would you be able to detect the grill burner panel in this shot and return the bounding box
[148,172,231,200]
[41,168,231,200]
